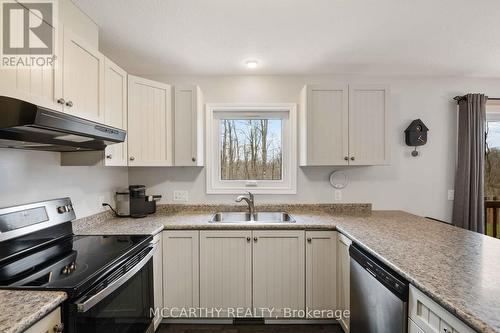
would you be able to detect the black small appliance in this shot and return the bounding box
[129,185,162,218]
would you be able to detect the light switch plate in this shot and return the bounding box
[173,190,189,202]
[334,190,342,201]
[447,190,454,201]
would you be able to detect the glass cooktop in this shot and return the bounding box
[0,233,151,297]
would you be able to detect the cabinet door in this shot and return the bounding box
[103,57,128,166]
[253,230,305,317]
[408,318,425,333]
[0,17,60,111]
[337,233,352,332]
[299,85,349,166]
[162,231,199,318]
[409,285,475,333]
[61,27,105,122]
[128,75,173,166]
[305,231,337,317]
[152,234,163,330]
[25,307,62,333]
[174,85,204,166]
[348,85,389,165]
[200,231,252,317]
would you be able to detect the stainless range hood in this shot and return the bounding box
[0,96,126,152]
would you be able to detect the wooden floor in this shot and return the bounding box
[157,324,342,333]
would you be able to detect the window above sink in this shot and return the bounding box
[206,104,297,194]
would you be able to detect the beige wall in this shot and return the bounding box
[128,74,500,222]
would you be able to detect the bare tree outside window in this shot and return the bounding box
[486,121,500,199]
[220,119,282,180]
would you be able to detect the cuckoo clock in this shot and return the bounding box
[405,119,429,156]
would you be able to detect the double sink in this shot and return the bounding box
[210,212,296,223]
[210,192,296,223]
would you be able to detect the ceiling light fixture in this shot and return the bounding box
[246,60,258,69]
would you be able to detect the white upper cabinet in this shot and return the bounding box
[58,27,105,122]
[348,84,390,165]
[300,84,389,166]
[128,75,173,166]
[0,18,60,111]
[305,231,338,317]
[174,85,204,166]
[300,85,349,166]
[103,57,128,166]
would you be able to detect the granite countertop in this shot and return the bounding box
[71,204,500,333]
[72,203,366,233]
[0,290,66,333]
[335,211,500,333]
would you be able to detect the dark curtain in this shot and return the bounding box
[452,94,487,233]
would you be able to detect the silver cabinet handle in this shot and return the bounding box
[53,323,64,333]
[350,156,355,161]
[106,154,112,159]
[129,156,135,161]
[57,98,65,104]
[66,100,73,107]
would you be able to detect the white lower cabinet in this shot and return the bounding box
[337,233,352,332]
[409,318,425,333]
[152,233,163,330]
[252,230,305,318]
[163,229,348,323]
[25,307,63,333]
[305,231,337,318]
[162,231,199,318]
[409,285,475,333]
[199,230,252,317]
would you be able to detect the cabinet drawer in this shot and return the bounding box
[25,307,62,333]
[409,285,475,333]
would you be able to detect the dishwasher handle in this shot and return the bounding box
[349,243,409,301]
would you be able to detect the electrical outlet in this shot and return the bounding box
[334,190,342,201]
[173,190,189,202]
[447,190,454,201]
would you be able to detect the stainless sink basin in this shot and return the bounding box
[210,212,296,223]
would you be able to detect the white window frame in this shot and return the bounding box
[205,103,297,194]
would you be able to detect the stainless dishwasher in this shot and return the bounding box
[350,243,409,333]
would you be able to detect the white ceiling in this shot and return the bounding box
[74,0,500,77]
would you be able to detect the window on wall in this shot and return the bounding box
[206,104,297,194]
[485,107,500,200]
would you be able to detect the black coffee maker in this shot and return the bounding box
[129,185,162,218]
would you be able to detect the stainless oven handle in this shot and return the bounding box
[75,242,157,313]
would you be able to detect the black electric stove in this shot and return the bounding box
[0,198,155,333]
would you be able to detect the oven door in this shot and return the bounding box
[67,244,156,333]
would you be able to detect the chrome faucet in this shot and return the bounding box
[236,192,255,217]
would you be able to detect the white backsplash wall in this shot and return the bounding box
[0,149,128,218]
[129,74,500,222]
